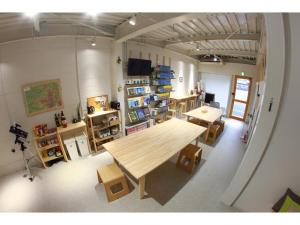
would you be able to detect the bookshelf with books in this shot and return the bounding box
[124,78,152,135]
[149,65,175,123]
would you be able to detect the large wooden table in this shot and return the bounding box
[184,106,223,142]
[103,118,207,199]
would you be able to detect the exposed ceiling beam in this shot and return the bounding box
[115,13,208,43]
[190,49,257,57]
[164,33,260,46]
[127,39,198,61]
[50,13,114,36]
[199,58,256,65]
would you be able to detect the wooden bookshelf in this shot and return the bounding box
[33,130,68,168]
[87,110,122,152]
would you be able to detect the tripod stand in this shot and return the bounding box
[12,138,35,182]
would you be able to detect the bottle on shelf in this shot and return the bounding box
[60,111,68,128]
[55,113,61,127]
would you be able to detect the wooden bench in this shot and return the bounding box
[97,163,129,202]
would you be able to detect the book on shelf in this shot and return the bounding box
[127,88,137,96]
[128,98,140,108]
[136,109,145,120]
[143,95,150,106]
[128,111,139,123]
[143,107,150,116]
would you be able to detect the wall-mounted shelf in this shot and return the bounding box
[128,105,149,110]
[127,94,150,98]
[149,65,176,124]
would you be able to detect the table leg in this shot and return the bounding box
[195,135,200,147]
[205,122,212,143]
[139,176,146,199]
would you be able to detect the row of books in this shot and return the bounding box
[128,96,150,108]
[127,86,151,96]
[128,108,150,123]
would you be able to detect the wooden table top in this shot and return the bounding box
[170,95,198,101]
[57,121,86,134]
[87,109,118,118]
[184,105,223,123]
[103,118,206,179]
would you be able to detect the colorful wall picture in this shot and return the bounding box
[22,79,63,117]
[87,95,109,111]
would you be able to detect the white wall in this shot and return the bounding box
[199,62,258,78]
[0,36,113,176]
[201,73,231,113]
[199,62,258,117]
[233,14,300,212]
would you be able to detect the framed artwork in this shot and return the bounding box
[87,95,109,111]
[22,79,63,117]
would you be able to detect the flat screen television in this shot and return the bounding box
[127,58,152,76]
[204,93,215,104]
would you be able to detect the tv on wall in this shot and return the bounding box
[127,58,152,76]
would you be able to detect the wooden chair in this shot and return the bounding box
[178,102,187,117]
[176,144,202,174]
[97,163,129,202]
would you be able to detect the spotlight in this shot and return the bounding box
[129,15,136,26]
[213,55,218,61]
[86,11,101,17]
[91,39,96,47]
[196,46,200,51]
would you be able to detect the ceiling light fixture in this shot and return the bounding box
[213,55,218,61]
[91,39,96,47]
[86,11,101,17]
[129,15,136,26]
[196,45,200,51]
[24,12,39,18]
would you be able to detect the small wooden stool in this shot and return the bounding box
[179,102,187,117]
[176,144,202,174]
[208,124,221,143]
[214,120,225,132]
[97,163,129,202]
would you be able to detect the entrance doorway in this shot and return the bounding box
[229,75,252,121]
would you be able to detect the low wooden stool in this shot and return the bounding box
[208,124,221,143]
[97,163,129,202]
[176,144,202,174]
[214,120,225,132]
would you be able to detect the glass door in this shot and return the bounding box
[229,76,252,121]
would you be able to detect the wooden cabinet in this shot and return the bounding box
[87,110,122,152]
